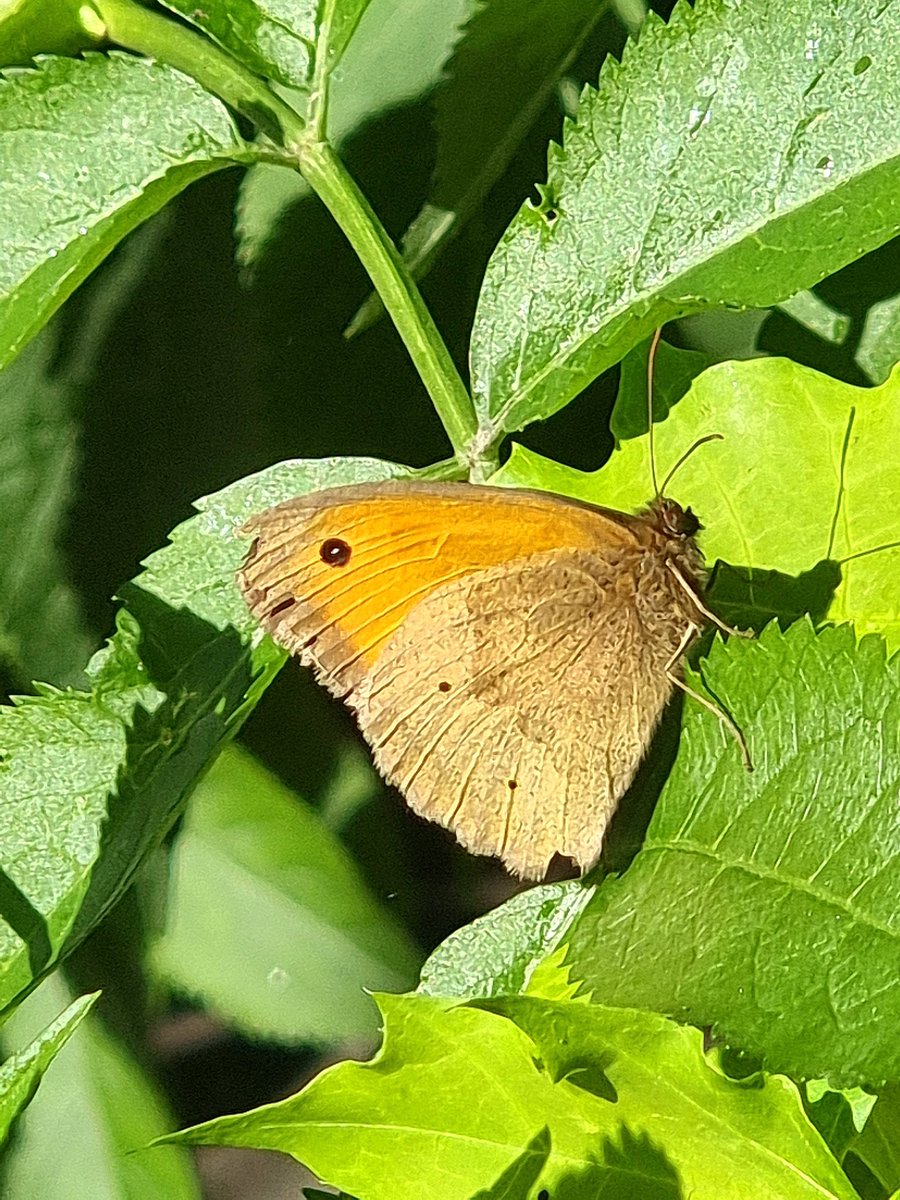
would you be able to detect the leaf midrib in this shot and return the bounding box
[640,838,900,940]
[484,149,900,434]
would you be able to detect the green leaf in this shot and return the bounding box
[314,0,376,88]
[236,162,311,270]
[0,613,162,1014]
[432,0,607,215]
[0,52,247,371]
[804,1082,875,1165]
[777,291,851,346]
[0,328,93,686]
[151,743,420,1044]
[705,561,842,635]
[485,997,856,1198]
[468,1129,553,1200]
[2,974,201,1199]
[678,307,769,361]
[317,738,382,830]
[610,335,712,441]
[0,988,97,1148]
[856,291,900,384]
[492,356,900,650]
[561,622,900,1085]
[162,0,372,96]
[852,1085,900,1195]
[0,216,161,688]
[328,0,473,135]
[347,0,609,337]
[470,0,900,445]
[161,993,856,1199]
[612,0,648,36]
[419,882,591,999]
[0,0,105,64]
[804,1092,858,1165]
[161,0,316,88]
[0,456,408,1014]
[129,456,413,635]
[416,624,900,1087]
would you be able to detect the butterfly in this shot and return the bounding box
[237,474,746,879]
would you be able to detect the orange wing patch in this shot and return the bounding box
[238,481,638,695]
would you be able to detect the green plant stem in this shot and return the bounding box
[90,0,483,472]
[298,142,479,464]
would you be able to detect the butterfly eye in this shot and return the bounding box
[320,537,351,566]
[680,507,701,537]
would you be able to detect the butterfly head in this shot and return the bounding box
[652,496,702,541]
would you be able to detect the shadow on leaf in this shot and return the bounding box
[471,996,619,1103]
[470,1127,553,1199]
[470,1125,682,1200]
[599,558,841,875]
[554,1056,618,1103]
[0,868,53,982]
[707,560,841,633]
[69,588,259,951]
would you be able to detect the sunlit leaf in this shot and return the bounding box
[160,993,855,1199]
[470,0,900,445]
[0,52,247,370]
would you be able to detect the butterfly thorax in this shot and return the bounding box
[626,495,708,633]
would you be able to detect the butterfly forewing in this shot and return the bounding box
[238,483,636,690]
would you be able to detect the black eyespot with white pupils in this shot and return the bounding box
[320,537,351,566]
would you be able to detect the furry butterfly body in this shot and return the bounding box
[238,481,707,879]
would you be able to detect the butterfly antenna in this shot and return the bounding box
[660,433,724,495]
[647,328,663,499]
[837,539,900,565]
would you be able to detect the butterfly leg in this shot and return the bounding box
[665,623,753,771]
[666,561,754,639]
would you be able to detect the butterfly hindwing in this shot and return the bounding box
[357,548,681,878]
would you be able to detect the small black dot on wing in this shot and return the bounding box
[269,597,297,618]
